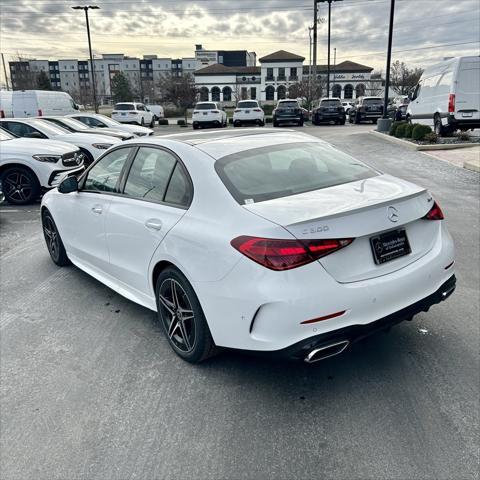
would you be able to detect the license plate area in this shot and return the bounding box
[370,229,411,265]
[462,112,473,117]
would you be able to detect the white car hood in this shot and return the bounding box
[52,132,122,145]
[1,137,79,156]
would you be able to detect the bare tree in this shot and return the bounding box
[288,76,326,109]
[367,70,384,96]
[157,73,197,122]
[390,61,423,96]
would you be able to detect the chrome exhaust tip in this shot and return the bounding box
[304,340,350,363]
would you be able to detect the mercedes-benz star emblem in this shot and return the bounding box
[388,206,399,223]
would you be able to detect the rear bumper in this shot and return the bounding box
[278,274,456,360]
[448,116,480,129]
[314,112,345,122]
[275,115,302,123]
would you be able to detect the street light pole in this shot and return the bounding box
[312,0,318,80]
[72,5,99,113]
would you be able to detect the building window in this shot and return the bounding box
[211,86,221,102]
[266,68,273,80]
[290,67,297,79]
[265,85,275,101]
[344,84,353,99]
[199,87,209,101]
[250,87,256,100]
[241,87,248,100]
[277,85,286,100]
[222,86,232,102]
[332,84,342,98]
[278,68,285,80]
[355,83,366,97]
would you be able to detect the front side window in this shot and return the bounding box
[215,142,377,204]
[123,147,176,203]
[83,148,131,193]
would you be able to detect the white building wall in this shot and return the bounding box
[260,60,303,101]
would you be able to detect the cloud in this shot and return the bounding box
[0,0,478,81]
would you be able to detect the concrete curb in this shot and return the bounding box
[464,159,480,173]
[369,130,479,151]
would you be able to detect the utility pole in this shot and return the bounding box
[72,5,99,113]
[308,25,314,106]
[1,53,10,90]
[333,47,336,95]
[378,0,395,131]
[317,0,342,98]
[312,0,318,80]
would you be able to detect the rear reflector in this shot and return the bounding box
[301,310,346,325]
[448,94,455,113]
[424,200,444,220]
[253,109,262,112]
[231,236,354,271]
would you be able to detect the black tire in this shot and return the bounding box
[348,115,353,124]
[2,166,40,205]
[233,120,240,127]
[298,119,304,127]
[193,124,199,130]
[41,209,71,266]
[372,118,378,124]
[273,119,279,127]
[259,120,265,127]
[434,115,446,136]
[354,113,361,124]
[149,117,155,128]
[156,267,217,363]
[140,117,145,126]
[340,118,346,125]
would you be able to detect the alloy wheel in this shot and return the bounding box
[3,170,33,203]
[43,215,60,261]
[158,278,196,353]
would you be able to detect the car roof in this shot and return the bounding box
[161,128,285,145]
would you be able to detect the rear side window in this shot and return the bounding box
[195,103,216,110]
[164,163,192,206]
[215,142,377,204]
[124,147,176,202]
[114,103,135,111]
[84,148,131,192]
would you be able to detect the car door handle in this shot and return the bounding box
[145,219,163,231]
[91,205,103,214]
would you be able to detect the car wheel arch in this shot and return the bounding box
[151,259,193,296]
[0,162,39,183]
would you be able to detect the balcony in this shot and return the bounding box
[289,75,298,81]
[277,75,286,81]
[266,75,274,82]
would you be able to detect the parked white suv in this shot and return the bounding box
[407,56,480,136]
[233,100,265,127]
[192,102,227,129]
[0,127,84,204]
[68,113,154,137]
[111,102,155,127]
[0,118,122,166]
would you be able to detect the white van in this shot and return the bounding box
[407,56,480,135]
[0,90,78,119]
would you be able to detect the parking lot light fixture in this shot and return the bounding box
[72,5,100,113]
[316,0,343,98]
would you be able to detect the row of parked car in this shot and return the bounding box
[0,113,154,205]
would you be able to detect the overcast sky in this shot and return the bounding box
[1,0,479,83]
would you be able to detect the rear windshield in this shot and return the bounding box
[277,101,298,108]
[114,103,136,110]
[320,100,341,106]
[363,98,383,105]
[195,103,216,110]
[215,142,377,204]
[238,101,258,109]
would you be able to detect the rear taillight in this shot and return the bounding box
[234,109,241,113]
[448,94,455,113]
[211,110,220,113]
[253,108,262,112]
[424,201,444,220]
[128,111,137,115]
[37,109,43,116]
[193,110,199,114]
[231,236,354,271]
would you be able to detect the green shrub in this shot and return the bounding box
[164,108,184,118]
[157,119,169,126]
[262,104,274,116]
[395,123,408,138]
[412,124,433,141]
[423,132,438,143]
[265,116,273,124]
[389,121,406,136]
[177,119,186,126]
[404,123,414,138]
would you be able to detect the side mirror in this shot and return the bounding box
[74,104,80,110]
[58,175,78,194]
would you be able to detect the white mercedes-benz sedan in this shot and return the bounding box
[41,129,456,363]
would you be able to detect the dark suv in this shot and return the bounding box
[349,97,384,124]
[312,98,346,125]
[273,100,304,127]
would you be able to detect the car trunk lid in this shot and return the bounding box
[243,174,438,283]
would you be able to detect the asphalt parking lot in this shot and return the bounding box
[1,123,479,480]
